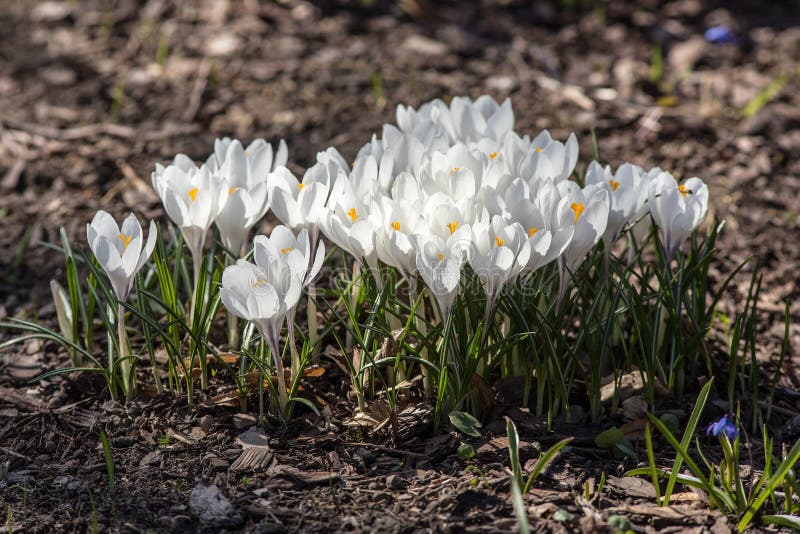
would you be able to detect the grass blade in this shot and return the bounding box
[663,378,713,504]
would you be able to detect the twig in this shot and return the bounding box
[344,441,426,458]
[0,115,199,141]
[183,59,211,122]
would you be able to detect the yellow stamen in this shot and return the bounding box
[346,208,357,222]
[229,186,239,195]
[528,227,538,237]
[297,183,304,190]
[118,233,132,249]
[390,221,401,231]
[608,180,620,192]
[495,236,505,247]
[188,187,199,202]
[571,202,585,223]
[678,184,689,197]
[535,147,543,153]
[252,277,266,287]
[449,166,461,175]
[280,247,293,255]
[489,152,498,160]
[447,220,459,235]
[437,253,444,261]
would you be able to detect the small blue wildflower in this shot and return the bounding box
[706,414,738,439]
[704,26,740,45]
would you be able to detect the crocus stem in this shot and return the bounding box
[225,255,240,349]
[288,309,300,383]
[346,262,360,353]
[266,328,289,420]
[228,314,240,350]
[307,282,318,350]
[117,302,136,399]
[413,285,433,399]
[556,257,570,313]
[188,251,202,329]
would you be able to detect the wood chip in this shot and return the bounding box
[230,448,272,472]
[168,428,198,445]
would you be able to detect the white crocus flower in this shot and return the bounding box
[252,227,324,379]
[152,159,222,281]
[356,124,434,176]
[425,143,483,200]
[415,229,470,323]
[422,194,478,244]
[86,210,156,396]
[626,167,659,263]
[268,147,346,243]
[268,166,330,234]
[372,195,424,282]
[585,161,645,248]
[319,171,381,281]
[208,137,288,174]
[254,226,325,289]
[504,178,572,273]
[441,95,515,143]
[468,215,531,313]
[220,243,302,415]
[503,130,579,185]
[87,210,157,302]
[647,171,708,263]
[555,182,610,306]
[212,139,279,256]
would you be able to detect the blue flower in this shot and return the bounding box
[706,414,738,440]
[704,26,740,45]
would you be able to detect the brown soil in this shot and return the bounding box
[1,0,799,532]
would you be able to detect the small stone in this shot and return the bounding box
[403,35,448,57]
[171,515,194,530]
[205,33,242,57]
[139,450,162,468]
[368,481,379,490]
[210,457,229,472]
[236,429,270,449]
[48,391,67,408]
[622,395,648,420]
[386,474,403,490]
[199,415,214,432]
[232,413,256,431]
[486,75,517,93]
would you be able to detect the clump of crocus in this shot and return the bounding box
[86,210,156,397]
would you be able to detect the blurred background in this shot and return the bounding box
[1,0,799,360]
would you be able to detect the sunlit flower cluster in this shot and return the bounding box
[76,94,710,409]
[263,96,708,319]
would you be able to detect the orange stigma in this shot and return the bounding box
[571,202,585,223]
